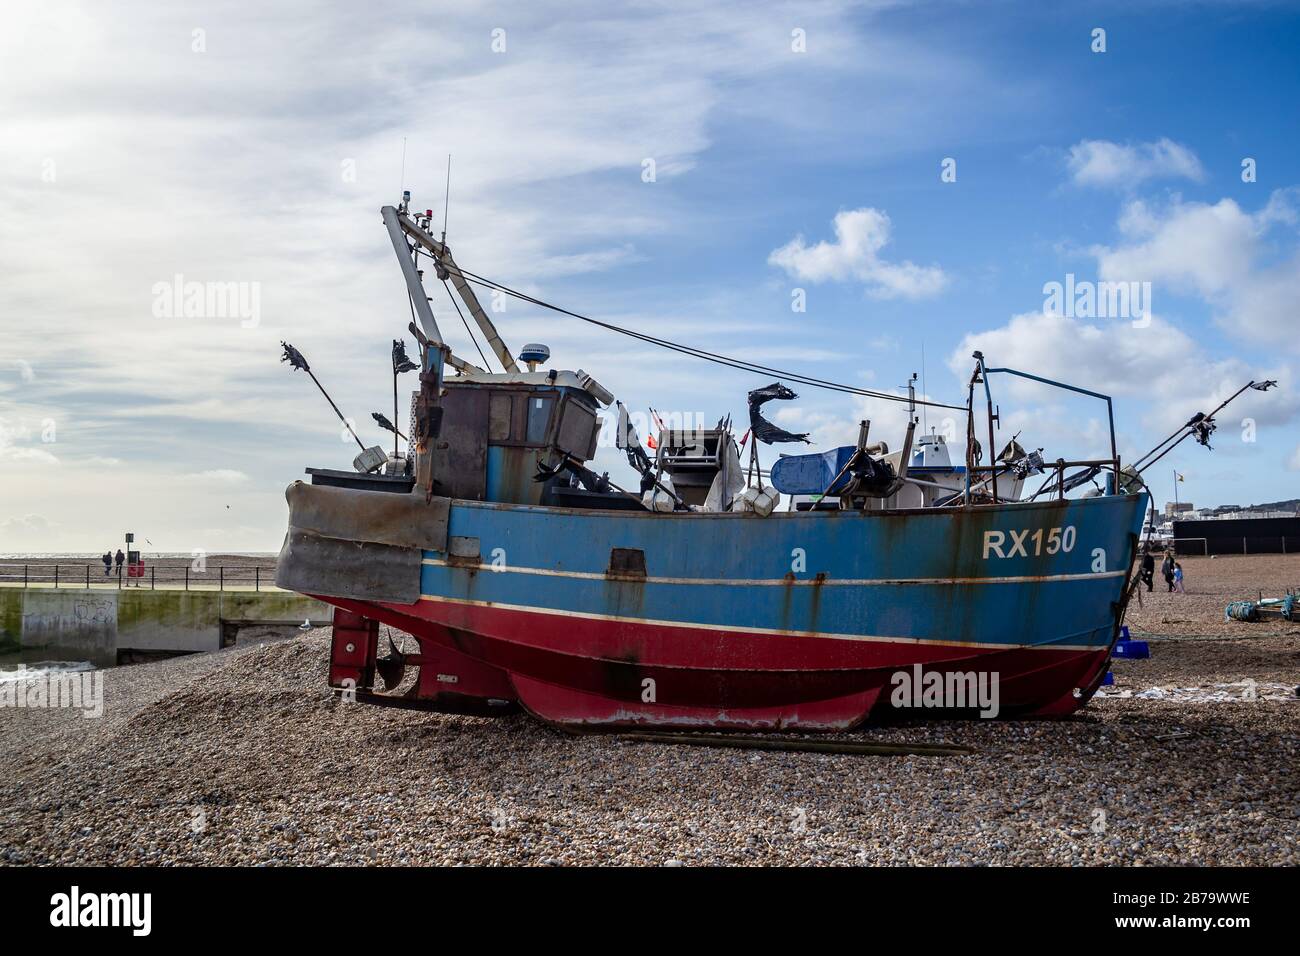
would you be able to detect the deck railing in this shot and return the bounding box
[0,565,281,591]
[971,352,1121,505]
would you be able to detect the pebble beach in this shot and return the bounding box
[1,554,1296,866]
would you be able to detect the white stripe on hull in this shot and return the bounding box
[415,592,1107,652]
[422,557,1126,588]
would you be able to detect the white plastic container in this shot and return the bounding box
[733,484,781,516]
[353,445,389,474]
[642,474,676,512]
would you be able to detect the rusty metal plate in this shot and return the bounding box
[449,535,481,559]
[275,529,421,604]
[283,481,449,551]
[607,547,646,579]
[433,387,489,499]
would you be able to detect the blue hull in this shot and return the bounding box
[307,492,1154,728]
[421,493,1148,653]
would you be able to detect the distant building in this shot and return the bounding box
[1164,501,1194,517]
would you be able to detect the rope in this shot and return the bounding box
[433,258,965,412]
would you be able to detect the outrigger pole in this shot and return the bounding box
[371,412,407,441]
[279,342,366,451]
[1132,379,1277,475]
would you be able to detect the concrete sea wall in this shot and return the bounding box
[0,588,333,665]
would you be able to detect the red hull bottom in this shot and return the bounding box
[324,598,1111,732]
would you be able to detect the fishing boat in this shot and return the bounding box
[275,192,1161,731]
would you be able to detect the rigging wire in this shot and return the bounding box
[441,154,451,242]
[920,342,928,435]
[441,277,493,371]
[403,236,492,372]
[432,258,966,412]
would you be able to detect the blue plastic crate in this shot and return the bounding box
[770,446,856,496]
[1111,639,1150,660]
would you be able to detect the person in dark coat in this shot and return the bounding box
[102,551,112,577]
[114,549,125,576]
[1140,548,1155,592]
[1161,552,1176,592]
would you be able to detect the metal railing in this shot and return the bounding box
[0,564,280,591]
[963,458,1118,502]
[970,352,1121,505]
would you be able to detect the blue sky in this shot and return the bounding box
[2,0,1298,551]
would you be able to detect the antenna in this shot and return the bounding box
[920,342,928,436]
[399,137,407,193]
[441,153,451,245]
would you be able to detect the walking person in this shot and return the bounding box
[1173,561,1186,594]
[1161,551,1175,592]
[101,551,112,577]
[114,548,125,579]
[1140,548,1155,592]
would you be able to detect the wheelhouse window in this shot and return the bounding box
[526,396,554,445]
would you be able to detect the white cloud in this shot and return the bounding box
[768,208,948,299]
[1066,138,1205,189]
[0,0,1006,549]
[1220,250,1300,343]
[1,447,59,464]
[1,360,35,383]
[0,416,59,464]
[942,186,1300,488]
[947,310,1297,440]
[0,513,52,535]
[184,469,250,483]
[1095,197,1259,295]
[1092,190,1300,347]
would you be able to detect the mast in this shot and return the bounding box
[382,203,444,352]
[387,206,520,374]
[382,198,451,493]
